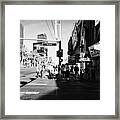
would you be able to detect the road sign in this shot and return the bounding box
[68,56,76,64]
[88,43,100,57]
[42,43,57,46]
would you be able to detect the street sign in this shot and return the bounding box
[42,43,57,46]
[79,57,90,62]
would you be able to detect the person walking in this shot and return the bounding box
[61,64,65,78]
[63,64,66,78]
[36,63,39,77]
[70,65,74,74]
[65,65,70,80]
[74,64,79,80]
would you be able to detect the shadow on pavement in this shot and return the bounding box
[36,78,100,100]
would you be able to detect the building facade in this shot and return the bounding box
[68,20,100,80]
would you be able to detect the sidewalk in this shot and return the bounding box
[20,65,37,87]
[20,77,58,100]
[56,74,100,90]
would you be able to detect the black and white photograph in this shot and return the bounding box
[20,20,100,100]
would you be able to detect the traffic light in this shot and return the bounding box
[57,49,63,57]
[60,58,63,62]
[60,49,63,57]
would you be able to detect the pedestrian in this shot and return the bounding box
[36,63,39,77]
[70,65,74,74]
[74,64,79,80]
[41,65,46,78]
[61,64,65,78]
[35,57,38,67]
[20,51,22,63]
[38,64,42,78]
[30,58,32,67]
[80,62,85,78]
[65,65,70,80]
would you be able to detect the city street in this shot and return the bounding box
[20,65,37,87]
[20,20,100,100]
[20,66,100,100]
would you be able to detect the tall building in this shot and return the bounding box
[20,24,24,62]
[68,21,82,64]
[83,20,95,48]
[68,20,100,80]
[67,20,100,63]
[20,24,24,49]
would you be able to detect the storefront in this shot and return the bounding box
[88,42,100,80]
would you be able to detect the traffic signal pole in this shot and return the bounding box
[59,41,61,66]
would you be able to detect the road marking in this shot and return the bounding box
[20,92,40,94]
[20,80,31,82]
[27,83,47,86]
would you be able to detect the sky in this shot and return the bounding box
[21,20,77,64]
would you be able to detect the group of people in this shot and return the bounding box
[36,63,58,79]
[36,63,82,79]
[21,53,45,68]
[59,64,79,79]
[21,53,85,80]
[36,63,81,80]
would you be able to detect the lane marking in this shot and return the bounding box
[27,83,47,86]
[20,92,40,94]
[20,80,31,82]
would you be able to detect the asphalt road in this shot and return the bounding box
[20,67,100,100]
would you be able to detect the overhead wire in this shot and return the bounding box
[61,20,62,40]
[51,20,55,36]
[45,20,54,40]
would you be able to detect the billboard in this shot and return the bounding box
[88,43,100,57]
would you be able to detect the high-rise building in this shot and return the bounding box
[20,24,24,49]
[20,24,24,62]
